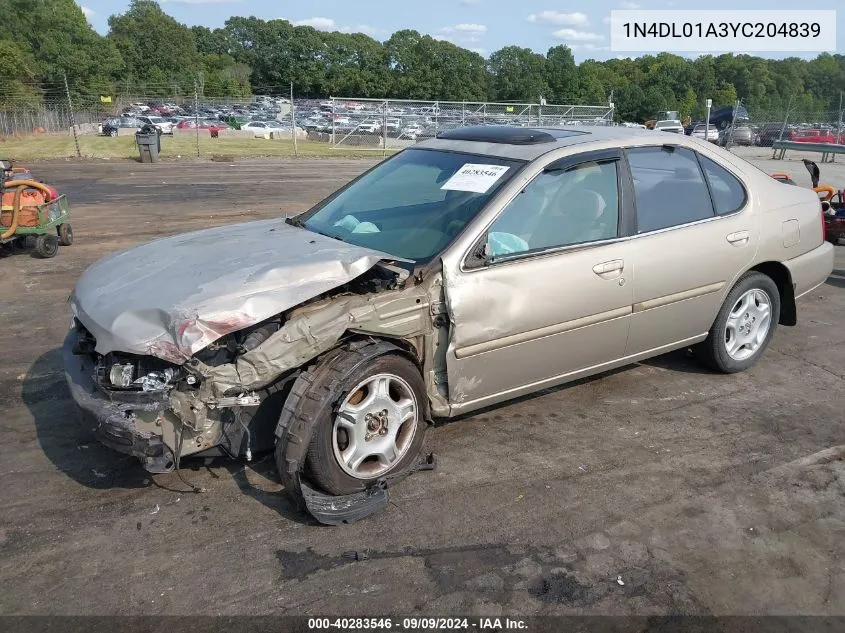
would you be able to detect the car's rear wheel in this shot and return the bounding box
[695,271,780,373]
[277,347,428,496]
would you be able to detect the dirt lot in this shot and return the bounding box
[1,155,844,616]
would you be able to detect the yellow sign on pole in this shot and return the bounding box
[100,95,113,103]
[506,106,514,113]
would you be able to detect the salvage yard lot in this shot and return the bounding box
[1,157,844,616]
[0,134,386,160]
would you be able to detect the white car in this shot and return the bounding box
[138,116,174,135]
[241,121,288,136]
[654,119,685,134]
[357,121,382,134]
[691,124,718,143]
[400,124,425,140]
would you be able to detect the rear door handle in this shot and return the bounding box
[727,230,750,245]
[593,259,624,277]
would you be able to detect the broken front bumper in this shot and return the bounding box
[62,329,175,472]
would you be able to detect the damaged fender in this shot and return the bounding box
[272,340,436,525]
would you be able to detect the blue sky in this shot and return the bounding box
[75,0,842,61]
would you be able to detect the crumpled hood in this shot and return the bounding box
[70,218,403,363]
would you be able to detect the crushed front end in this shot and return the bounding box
[63,320,185,472]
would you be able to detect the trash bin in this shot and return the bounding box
[135,126,162,163]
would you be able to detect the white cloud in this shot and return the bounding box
[341,25,379,36]
[440,23,487,34]
[527,11,589,27]
[469,47,487,55]
[460,0,482,4]
[619,1,640,8]
[603,16,612,24]
[79,5,95,21]
[552,29,604,42]
[294,17,337,29]
[569,43,611,53]
[292,17,379,36]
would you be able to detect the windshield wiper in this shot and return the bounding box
[284,216,304,228]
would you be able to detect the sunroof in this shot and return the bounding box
[437,125,587,145]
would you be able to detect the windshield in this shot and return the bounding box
[302,148,522,263]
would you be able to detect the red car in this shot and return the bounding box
[791,129,845,144]
[175,119,229,132]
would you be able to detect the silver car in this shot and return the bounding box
[64,126,834,515]
[691,124,717,143]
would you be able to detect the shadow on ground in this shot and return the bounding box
[21,347,313,522]
[825,268,845,290]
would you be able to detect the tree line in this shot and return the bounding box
[1,0,844,122]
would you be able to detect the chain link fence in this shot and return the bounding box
[316,98,615,151]
[708,101,845,150]
[745,109,844,148]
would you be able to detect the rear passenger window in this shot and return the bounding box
[698,154,746,215]
[627,147,714,233]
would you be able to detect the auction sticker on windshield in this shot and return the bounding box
[441,164,510,194]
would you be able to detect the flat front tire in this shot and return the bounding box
[695,271,780,373]
[275,348,428,496]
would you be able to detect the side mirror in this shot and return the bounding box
[0,159,11,171]
[803,159,820,188]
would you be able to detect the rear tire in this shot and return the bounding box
[695,271,780,373]
[34,234,59,258]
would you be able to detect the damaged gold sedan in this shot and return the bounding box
[64,125,834,523]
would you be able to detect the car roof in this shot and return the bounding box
[415,125,668,161]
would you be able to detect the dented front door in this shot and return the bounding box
[440,150,634,413]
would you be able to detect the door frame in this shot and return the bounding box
[439,147,638,413]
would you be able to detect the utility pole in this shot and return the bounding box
[194,81,200,158]
[705,98,712,142]
[837,91,843,144]
[779,95,794,143]
[382,99,388,158]
[290,82,298,158]
[64,73,81,158]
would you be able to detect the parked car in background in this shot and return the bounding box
[138,115,175,135]
[400,123,425,139]
[653,119,684,134]
[241,121,286,135]
[357,121,382,134]
[791,128,845,144]
[691,124,718,142]
[101,116,143,137]
[175,119,229,132]
[756,123,788,147]
[720,125,754,146]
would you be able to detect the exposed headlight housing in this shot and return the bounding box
[109,363,135,387]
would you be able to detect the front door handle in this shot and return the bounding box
[727,230,750,245]
[593,259,624,278]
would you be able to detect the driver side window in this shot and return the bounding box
[487,160,620,258]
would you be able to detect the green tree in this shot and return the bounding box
[108,0,200,83]
[0,0,123,99]
[0,40,41,109]
[487,46,549,102]
[545,45,577,103]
